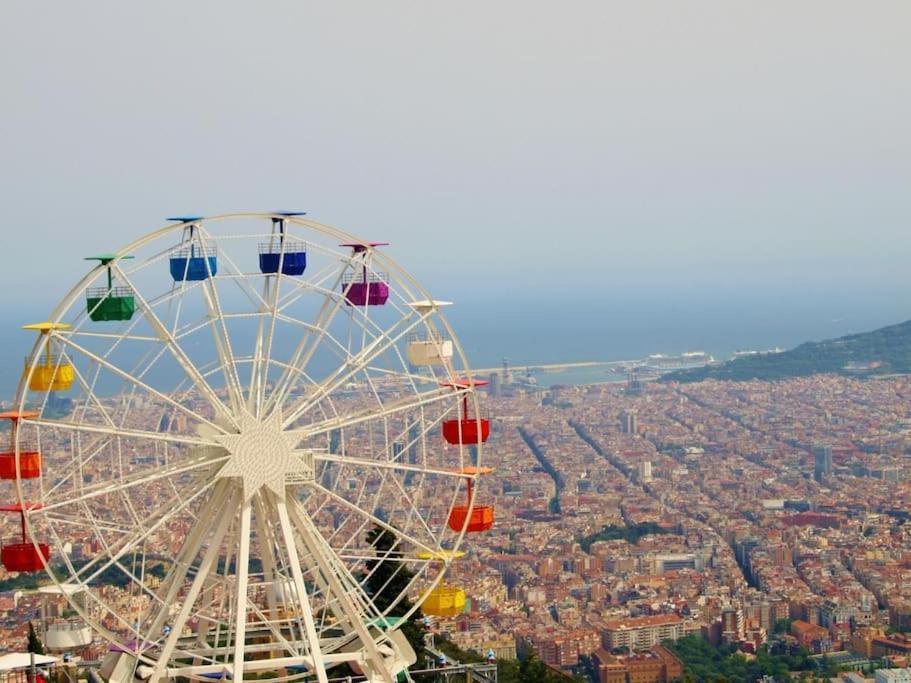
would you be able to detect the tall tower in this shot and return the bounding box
[502,357,512,387]
[637,460,653,483]
[619,411,639,435]
[488,372,501,398]
[407,421,420,464]
[813,444,833,483]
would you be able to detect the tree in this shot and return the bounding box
[773,617,793,634]
[363,525,428,671]
[27,622,45,655]
[497,653,583,683]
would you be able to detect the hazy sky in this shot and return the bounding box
[2,1,909,309]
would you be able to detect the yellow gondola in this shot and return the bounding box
[22,323,73,392]
[421,584,466,618]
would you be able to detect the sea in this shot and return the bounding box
[1,288,906,397]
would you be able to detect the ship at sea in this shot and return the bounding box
[640,350,716,373]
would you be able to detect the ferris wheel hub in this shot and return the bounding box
[213,410,313,501]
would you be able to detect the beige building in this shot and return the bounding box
[601,615,685,651]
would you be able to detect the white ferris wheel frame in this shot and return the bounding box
[9,213,488,683]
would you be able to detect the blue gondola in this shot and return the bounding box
[167,217,217,281]
[169,244,217,281]
[259,212,307,275]
[259,243,306,275]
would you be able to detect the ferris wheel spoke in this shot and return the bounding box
[26,417,219,449]
[40,453,227,513]
[251,270,283,419]
[281,311,432,429]
[266,248,406,413]
[364,363,453,387]
[308,482,436,557]
[273,259,348,317]
[65,355,118,428]
[250,227,319,419]
[290,385,453,440]
[311,452,463,481]
[112,263,239,430]
[271,312,352,362]
[314,454,448,543]
[143,483,231,644]
[70,473,221,587]
[67,330,162,343]
[194,229,247,414]
[43,513,136,535]
[38,434,117,510]
[203,244,269,311]
[249,307,269,418]
[199,291,245,416]
[54,334,230,436]
[288,497,384,621]
[328,452,440,557]
[264,268,350,417]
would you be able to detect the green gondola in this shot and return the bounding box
[85,254,135,322]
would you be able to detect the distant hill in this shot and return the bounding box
[662,319,911,383]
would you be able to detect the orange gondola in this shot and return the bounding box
[448,466,495,533]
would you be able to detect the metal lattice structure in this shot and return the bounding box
[7,213,493,683]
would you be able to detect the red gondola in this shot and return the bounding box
[1,503,49,572]
[0,411,41,480]
[441,379,490,445]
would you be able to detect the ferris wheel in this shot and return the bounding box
[3,213,495,683]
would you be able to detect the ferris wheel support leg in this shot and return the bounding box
[287,499,396,683]
[274,499,330,683]
[232,499,253,683]
[149,488,238,683]
[251,493,280,631]
[144,481,229,643]
[248,499,304,659]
